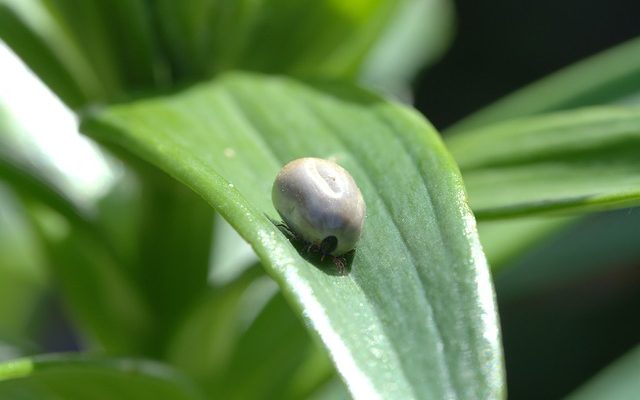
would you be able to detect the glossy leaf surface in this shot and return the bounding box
[82,72,504,399]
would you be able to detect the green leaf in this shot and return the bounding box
[209,214,259,284]
[0,340,25,362]
[306,378,351,400]
[48,0,159,86]
[359,0,455,95]
[131,167,215,354]
[494,207,640,301]
[152,0,399,80]
[33,211,153,354]
[0,185,47,341]
[168,263,334,400]
[0,103,91,226]
[283,343,336,400]
[0,0,110,108]
[82,72,504,399]
[0,0,162,108]
[477,216,572,271]
[0,89,154,354]
[448,35,640,132]
[166,265,272,383]
[567,344,640,400]
[208,290,328,400]
[446,106,640,218]
[0,355,206,400]
[2,0,425,108]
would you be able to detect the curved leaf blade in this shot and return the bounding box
[0,355,205,400]
[447,106,640,218]
[82,72,504,399]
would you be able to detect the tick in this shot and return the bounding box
[272,157,365,273]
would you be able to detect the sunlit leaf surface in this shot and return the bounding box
[82,72,504,399]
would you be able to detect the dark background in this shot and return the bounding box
[415,1,640,398]
[415,0,640,130]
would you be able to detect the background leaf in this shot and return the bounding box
[152,0,396,79]
[447,106,640,218]
[306,377,351,400]
[127,165,215,356]
[0,0,96,108]
[0,0,444,109]
[0,185,47,345]
[494,208,640,302]
[491,207,640,399]
[448,35,640,132]
[0,355,206,399]
[33,213,153,355]
[206,291,329,400]
[358,0,454,96]
[168,263,335,400]
[477,216,572,271]
[166,265,274,387]
[0,91,93,226]
[81,72,504,399]
[567,343,640,400]
[0,67,157,355]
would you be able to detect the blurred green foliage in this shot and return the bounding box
[0,1,639,399]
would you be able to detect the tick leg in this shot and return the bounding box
[333,256,346,275]
[275,222,296,239]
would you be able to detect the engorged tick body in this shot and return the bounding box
[272,157,366,268]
